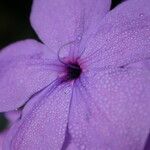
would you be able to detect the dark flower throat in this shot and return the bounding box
[66,62,82,81]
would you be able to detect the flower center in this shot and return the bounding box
[66,62,82,81]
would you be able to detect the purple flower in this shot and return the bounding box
[0,0,150,149]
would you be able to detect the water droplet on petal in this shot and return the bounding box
[139,13,144,17]
[77,35,82,41]
[80,145,86,150]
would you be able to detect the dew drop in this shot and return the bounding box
[80,144,86,150]
[139,13,144,17]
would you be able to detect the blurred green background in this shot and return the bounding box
[0,0,38,49]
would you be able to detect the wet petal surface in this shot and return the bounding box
[3,82,72,150]
[0,40,60,112]
[68,61,150,150]
[80,0,150,70]
[30,0,111,54]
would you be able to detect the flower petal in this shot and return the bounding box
[80,0,150,70]
[0,132,6,150]
[0,40,60,112]
[68,61,150,150]
[5,111,21,125]
[3,83,72,150]
[30,0,111,53]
